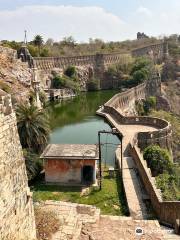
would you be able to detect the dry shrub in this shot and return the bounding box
[35,207,60,240]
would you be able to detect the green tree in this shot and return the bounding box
[40,48,50,57]
[143,145,173,176]
[143,96,156,114]
[16,103,50,153]
[132,69,148,84]
[52,76,65,89]
[61,36,76,47]
[27,44,39,57]
[64,65,77,78]
[33,35,44,56]
[23,149,42,181]
[87,78,100,91]
[131,57,151,74]
[131,57,152,84]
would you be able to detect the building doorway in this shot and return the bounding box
[82,166,94,184]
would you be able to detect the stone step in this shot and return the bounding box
[80,219,167,240]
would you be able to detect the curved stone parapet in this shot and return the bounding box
[103,83,172,151]
[97,84,179,228]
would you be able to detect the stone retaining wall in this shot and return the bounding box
[32,53,130,72]
[103,83,172,150]
[132,42,166,62]
[101,84,179,228]
[0,90,36,240]
[129,145,180,227]
[18,42,166,90]
[33,53,131,90]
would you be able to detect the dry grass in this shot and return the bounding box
[35,207,60,240]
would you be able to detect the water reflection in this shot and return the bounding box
[48,90,120,166]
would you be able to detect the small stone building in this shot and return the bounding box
[41,144,99,185]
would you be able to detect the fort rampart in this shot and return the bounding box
[0,90,36,240]
[103,83,172,151]
[32,53,131,72]
[130,145,180,228]
[16,41,166,90]
[100,83,179,228]
[132,42,166,61]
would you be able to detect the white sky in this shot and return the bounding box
[0,2,180,42]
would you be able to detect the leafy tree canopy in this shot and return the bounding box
[16,103,50,153]
[143,145,173,176]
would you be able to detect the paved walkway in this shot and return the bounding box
[80,215,165,240]
[38,201,178,240]
[97,109,158,220]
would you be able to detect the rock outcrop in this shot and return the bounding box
[0,46,33,103]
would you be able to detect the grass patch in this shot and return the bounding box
[32,171,129,216]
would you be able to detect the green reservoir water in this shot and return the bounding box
[48,91,120,166]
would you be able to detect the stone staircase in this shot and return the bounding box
[39,201,100,240]
[38,201,180,240]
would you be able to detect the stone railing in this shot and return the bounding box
[129,145,180,229]
[104,83,146,110]
[100,84,179,229]
[33,54,96,70]
[132,42,164,58]
[103,83,172,151]
[32,52,130,71]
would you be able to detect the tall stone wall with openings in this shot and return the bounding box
[0,90,36,240]
[31,53,131,90]
[18,43,166,90]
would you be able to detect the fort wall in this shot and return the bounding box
[0,90,36,240]
[130,145,180,227]
[17,42,166,90]
[99,83,179,227]
[132,42,166,62]
[103,81,171,151]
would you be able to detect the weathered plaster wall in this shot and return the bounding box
[0,90,36,240]
[45,159,95,184]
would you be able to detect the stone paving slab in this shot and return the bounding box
[99,110,149,219]
[80,216,166,240]
[37,201,100,240]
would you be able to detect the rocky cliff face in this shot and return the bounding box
[161,81,180,115]
[39,65,93,91]
[0,46,33,103]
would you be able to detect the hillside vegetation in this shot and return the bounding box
[1,36,160,57]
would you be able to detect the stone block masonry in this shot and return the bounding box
[97,83,179,230]
[0,90,36,240]
[18,41,167,91]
